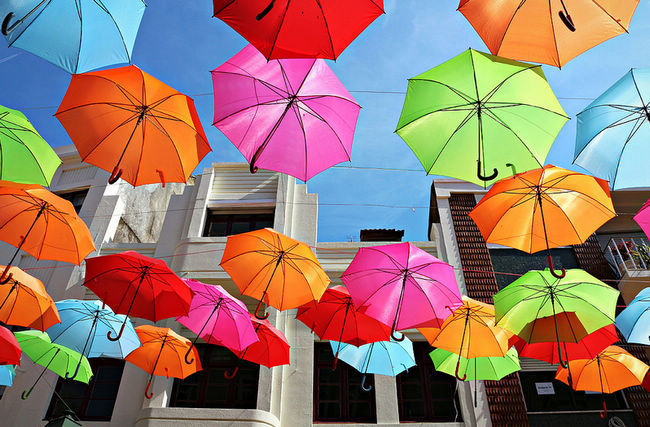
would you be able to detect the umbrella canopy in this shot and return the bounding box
[0,265,59,331]
[125,325,201,398]
[342,242,462,340]
[458,0,639,68]
[616,287,650,345]
[15,330,92,400]
[469,165,615,276]
[0,181,95,283]
[0,105,61,185]
[220,228,330,320]
[84,251,193,341]
[494,269,618,367]
[175,280,259,363]
[430,346,520,381]
[55,65,211,187]
[575,68,650,190]
[212,0,384,60]
[634,199,650,239]
[0,0,146,74]
[0,365,15,387]
[0,325,21,365]
[395,49,568,187]
[212,44,360,181]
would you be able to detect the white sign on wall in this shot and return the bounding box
[535,382,555,395]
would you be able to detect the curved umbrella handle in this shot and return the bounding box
[21,386,34,400]
[600,400,607,418]
[184,344,195,365]
[256,0,275,20]
[108,167,122,184]
[144,380,153,399]
[477,160,498,182]
[249,162,259,174]
[1,13,15,36]
[455,358,467,381]
[156,169,165,188]
[505,163,517,176]
[254,300,269,320]
[557,341,569,368]
[361,375,372,392]
[107,320,127,342]
[0,266,13,285]
[224,366,239,380]
[547,255,566,279]
[65,360,82,381]
[391,329,405,342]
[558,11,576,32]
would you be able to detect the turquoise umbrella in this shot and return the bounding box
[0,365,15,386]
[616,288,650,345]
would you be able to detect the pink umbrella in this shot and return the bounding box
[342,242,463,341]
[634,199,650,239]
[175,280,258,364]
[211,44,361,182]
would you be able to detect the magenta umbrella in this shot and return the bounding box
[175,280,258,364]
[634,199,650,239]
[211,44,361,182]
[342,242,463,341]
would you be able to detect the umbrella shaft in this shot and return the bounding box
[5,203,47,268]
[0,282,17,311]
[391,274,408,333]
[191,301,222,347]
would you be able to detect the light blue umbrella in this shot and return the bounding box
[0,0,146,74]
[45,299,140,380]
[0,365,15,387]
[616,288,650,345]
[575,68,650,190]
[330,337,416,391]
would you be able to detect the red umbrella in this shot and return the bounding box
[0,325,21,365]
[296,285,391,368]
[84,251,193,341]
[225,314,290,379]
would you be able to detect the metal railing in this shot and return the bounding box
[605,236,650,277]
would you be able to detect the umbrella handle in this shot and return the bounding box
[107,319,127,342]
[108,167,122,184]
[0,266,12,285]
[65,360,82,381]
[156,169,165,188]
[256,0,275,20]
[557,341,569,368]
[558,10,576,32]
[184,344,195,365]
[1,13,14,36]
[477,160,498,182]
[455,358,467,381]
[254,300,269,320]
[224,366,239,380]
[21,386,34,400]
[391,329,405,342]
[249,162,259,174]
[600,400,607,418]
[361,375,372,392]
[547,255,566,279]
[505,163,517,176]
[332,356,338,371]
[144,380,153,399]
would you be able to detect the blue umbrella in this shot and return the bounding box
[45,299,140,380]
[330,337,416,391]
[574,68,650,190]
[0,365,15,387]
[0,0,146,74]
[616,288,650,345]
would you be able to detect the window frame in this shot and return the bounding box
[55,188,89,214]
[202,209,275,237]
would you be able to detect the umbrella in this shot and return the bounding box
[220,228,330,320]
[0,265,60,331]
[616,287,650,345]
[341,242,462,341]
[634,199,650,239]
[575,68,650,190]
[212,0,384,60]
[0,325,21,365]
[125,325,201,398]
[225,314,290,379]
[55,65,211,187]
[555,346,649,418]
[0,181,95,284]
[15,330,92,400]
[0,365,15,387]
[212,44,360,181]
[468,165,615,276]
[494,269,619,367]
[395,49,568,187]
[429,297,510,380]
[458,0,639,68]
[84,251,193,340]
[330,337,416,392]
[175,280,258,364]
[45,299,141,380]
[0,0,146,74]
[296,285,391,368]
[0,105,61,185]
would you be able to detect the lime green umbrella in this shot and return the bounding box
[15,330,92,400]
[0,105,61,186]
[395,49,568,187]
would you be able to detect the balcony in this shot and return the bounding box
[605,236,650,303]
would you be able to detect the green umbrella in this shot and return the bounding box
[395,49,568,187]
[15,330,92,400]
[0,105,61,186]
[493,269,619,368]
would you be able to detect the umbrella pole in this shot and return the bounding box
[390,273,408,342]
[0,203,47,284]
[474,358,477,408]
[225,322,260,380]
[558,0,576,31]
[476,110,498,183]
[455,314,469,381]
[360,344,375,392]
[550,296,569,368]
[108,111,146,184]
[249,100,296,174]
[255,255,284,320]
[108,271,147,341]
[332,300,352,370]
[597,356,607,419]
[1,0,49,35]
[184,300,222,365]
[536,188,566,278]
[0,281,18,311]
[144,336,168,399]
[66,311,100,380]
[22,348,60,400]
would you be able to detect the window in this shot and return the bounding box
[203,211,274,237]
[46,358,124,421]
[313,342,376,423]
[489,248,579,290]
[56,189,89,214]
[396,341,461,422]
[170,345,258,409]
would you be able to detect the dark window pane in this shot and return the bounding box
[207,222,228,237]
[56,189,88,214]
[203,212,275,237]
[490,248,578,290]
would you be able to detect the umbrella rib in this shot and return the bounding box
[484,101,569,119]
[492,0,527,54]
[547,0,561,67]
[294,101,351,161]
[541,184,615,218]
[3,0,53,48]
[212,70,289,99]
[289,97,310,181]
[0,118,51,182]
[573,112,643,161]
[591,0,631,32]
[73,1,83,73]
[142,113,188,177]
[480,64,543,103]
[406,79,476,104]
[94,0,132,63]
[611,114,646,189]
[267,0,292,60]
[482,108,543,167]
[425,110,478,172]
[314,0,336,58]
[76,111,142,161]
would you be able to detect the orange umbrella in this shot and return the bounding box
[0,181,95,283]
[0,265,59,331]
[429,297,510,380]
[220,228,330,320]
[458,0,639,68]
[556,345,649,418]
[125,325,201,399]
[55,65,211,187]
[469,165,615,277]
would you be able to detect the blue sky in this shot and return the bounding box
[2,1,649,242]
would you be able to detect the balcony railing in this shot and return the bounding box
[605,236,650,277]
